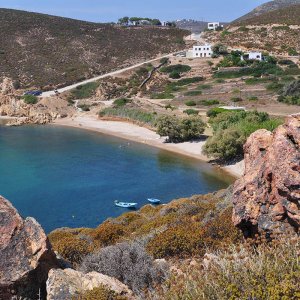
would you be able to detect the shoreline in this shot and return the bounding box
[53,116,244,178]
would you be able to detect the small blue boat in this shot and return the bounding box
[147,198,161,204]
[114,200,137,208]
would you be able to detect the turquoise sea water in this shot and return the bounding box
[0,125,233,232]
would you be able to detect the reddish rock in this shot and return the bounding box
[0,196,59,299]
[232,114,300,238]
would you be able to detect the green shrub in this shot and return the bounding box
[278,80,300,105]
[288,47,299,56]
[204,111,283,160]
[151,92,175,99]
[184,109,199,115]
[156,115,205,143]
[214,61,282,79]
[160,57,169,64]
[231,97,242,102]
[206,107,228,118]
[23,94,38,104]
[71,82,99,99]
[248,96,258,101]
[198,84,212,90]
[278,59,296,66]
[209,110,269,133]
[185,100,197,106]
[211,43,228,57]
[169,71,181,79]
[99,107,157,125]
[136,67,149,76]
[113,98,131,107]
[203,127,246,160]
[266,82,284,91]
[173,77,204,86]
[200,99,220,106]
[160,64,191,74]
[184,90,202,96]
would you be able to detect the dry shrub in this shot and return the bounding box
[146,224,205,258]
[153,239,300,300]
[49,230,93,265]
[73,284,127,300]
[91,221,127,247]
[202,207,243,250]
[80,241,168,296]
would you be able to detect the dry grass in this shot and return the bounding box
[153,238,300,300]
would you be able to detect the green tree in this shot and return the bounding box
[156,115,205,143]
[22,94,38,104]
[118,16,129,25]
[212,43,228,57]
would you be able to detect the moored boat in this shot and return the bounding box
[147,198,161,204]
[114,200,137,208]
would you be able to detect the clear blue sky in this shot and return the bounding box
[0,0,268,22]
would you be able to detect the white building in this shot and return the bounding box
[192,44,212,58]
[241,51,263,61]
[207,22,222,30]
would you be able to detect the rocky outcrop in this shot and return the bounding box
[0,196,59,300]
[46,269,135,300]
[232,114,300,238]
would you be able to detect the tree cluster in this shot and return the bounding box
[156,115,205,143]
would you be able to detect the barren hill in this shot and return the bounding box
[233,3,300,25]
[204,4,300,55]
[234,0,300,23]
[0,9,188,89]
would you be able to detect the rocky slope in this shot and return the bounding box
[0,77,75,125]
[233,0,300,23]
[204,2,300,55]
[0,196,59,299]
[233,114,300,238]
[233,3,300,26]
[0,9,188,89]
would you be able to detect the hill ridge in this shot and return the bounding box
[0,9,187,88]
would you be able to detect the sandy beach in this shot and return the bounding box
[53,116,244,178]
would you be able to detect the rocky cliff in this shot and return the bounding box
[0,77,75,125]
[232,114,300,238]
[0,196,59,299]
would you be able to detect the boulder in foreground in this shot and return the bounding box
[46,268,135,300]
[232,114,300,238]
[0,195,59,299]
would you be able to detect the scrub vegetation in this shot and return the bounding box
[203,110,283,161]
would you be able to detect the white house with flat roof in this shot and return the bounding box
[241,51,263,61]
[207,22,222,30]
[192,44,212,58]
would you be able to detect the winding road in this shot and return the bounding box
[41,51,184,98]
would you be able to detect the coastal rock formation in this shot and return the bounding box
[46,269,135,300]
[0,196,59,299]
[232,114,300,238]
[0,77,75,125]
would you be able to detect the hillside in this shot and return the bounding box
[175,19,228,33]
[0,9,188,89]
[204,4,300,55]
[234,0,300,22]
[233,3,300,25]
